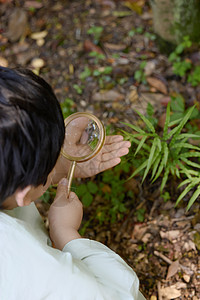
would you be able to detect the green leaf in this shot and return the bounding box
[143,138,157,181]
[171,143,200,151]
[163,103,171,139]
[163,142,168,166]
[121,122,146,134]
[178,178,193,188]
[160,167,170,191]
[87,181,98,194]
[180,152,200,158]
[168,118,182,127]
[128,160,148,180]
[152,158,164,182]
[181,157,200,169]
[171,95,185,113]
[135,136,147,155]
[176,133,200,140]
[76,184,88,197]
[151,153,161,179]
[82,192,93,207]
[176,182,195,206]
[187,186,200,210]
[135,110,156,133]
[170,106,195,146]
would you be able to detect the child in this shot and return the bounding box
[0,67,146,300]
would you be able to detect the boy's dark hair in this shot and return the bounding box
[0,67,65,205]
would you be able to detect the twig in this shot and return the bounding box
[154,250,172,265]
[157,281,163,300]
[154,250,194,275]
[171,215,194,222]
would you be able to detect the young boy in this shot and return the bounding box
[0,67,146,300]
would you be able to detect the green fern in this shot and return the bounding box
[123,102,200,209]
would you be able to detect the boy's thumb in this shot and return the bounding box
[56,178,68,194]
[59,178,68,186]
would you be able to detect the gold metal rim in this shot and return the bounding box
[61,112,105,162]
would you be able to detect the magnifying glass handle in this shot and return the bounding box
[66,160,77,198]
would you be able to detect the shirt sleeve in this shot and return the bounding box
[63,238,146,300]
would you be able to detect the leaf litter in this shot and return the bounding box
[0,0,200,298]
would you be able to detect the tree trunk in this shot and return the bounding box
[150,0,200,45]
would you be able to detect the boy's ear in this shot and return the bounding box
[15,186,32,207]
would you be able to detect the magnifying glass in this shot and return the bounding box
[60,112,105,197]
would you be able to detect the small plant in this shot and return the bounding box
[169,36,192,77]
[79,65,114,89]
[60,98,75,118]
[76,181,98,207]
[73,84,84,95]
[188,66,200,87]
[134,61,147,84]
[122,102,200,210]
[87,26,103,44]
[75,160,131,224]
[170,94,200,122]
[89,51,105,64]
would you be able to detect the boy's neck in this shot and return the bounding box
[2,196,18,210]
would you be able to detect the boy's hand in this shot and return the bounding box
[74,135,131,178]
[48,178,83,250]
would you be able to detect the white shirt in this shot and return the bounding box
[0,203,146,300]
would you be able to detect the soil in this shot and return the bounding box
[0,1,200,299]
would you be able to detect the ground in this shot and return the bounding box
[0,1,200,299]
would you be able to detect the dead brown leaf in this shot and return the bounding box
[160,230,180,242]
[160,286,181,299]
[147,77,168,94]
[166,260,179,280]
[92,90,124,102]
[84,40,104,54]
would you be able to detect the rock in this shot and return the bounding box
[0,57,8,67]
[7,8,28,42]
[31,31,48,40]
[144,60,156,76]
[17,50,36,65]
[31,58,45,69]
[183,274,190,283]
[92,90,124,102]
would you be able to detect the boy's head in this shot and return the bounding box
[0,67,65,207]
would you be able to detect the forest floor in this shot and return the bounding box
[1,1,200,299]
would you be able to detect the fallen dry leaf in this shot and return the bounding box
[104,43,126,51]
[131,224,148,241]
[161,286,181,299]
[84,40,104,54]
[24,1,43,8]
[128,87,139,103]
[166,260,179,280]
[160,230,180,242]
[92,90,124,102]
[147,77,168,94]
